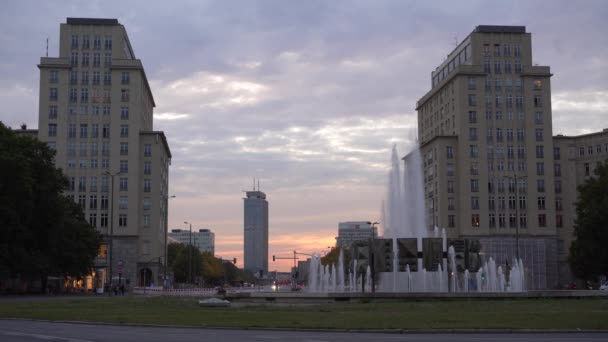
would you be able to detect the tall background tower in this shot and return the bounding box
[243,184,268,277]
[37,18,171,289]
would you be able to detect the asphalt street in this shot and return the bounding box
[1,319,607,342]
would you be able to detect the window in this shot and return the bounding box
[89,195,98,210]
[519,196,526,210]
[120,142,128,155]
[89,213,97,227]
[93,52,100,67]
[554,163,561,177]
[509,213,517,228]
[69,88,77,103]
[71,52,78,66]
[79,124,88,138]
[82,35,89,49]
[120,160,128,173]
[468,111,477,123]
[471,214,480,227]
[121,106,129,120]
[495,110,502,121]
[507,129,514,142]
[102,124,110,138]
[470,145,478,158]
[448,198,455,211]
[484,58,491,73]
[536,145,544,158]
[538,196,546,210]
[78,195,86,209]
[68,124,77,139]
[103,105,110,115]
[100,213,108,228]
[144,161,152,175]
[520,214,527,228]
[556,198,563,211]
[488,180,495,193]
[489,214,496,228]
[517,129,525,142]
[94,35,101,49]
[120,125,129,138]
[49,88,58,101]
[494,61,501,74]
[497,179,505,193]
[102,159,110,169]
[119,214,127,227]
[49,70,58,83]
[488,196,495,210]
[495,77,502,91]
[538,214,547,227]
[101,177,109,192]
[597,144,602,153]
[82,52,89,67]
[79,159,87,168]
[144,179,151,193]
[469,127,477,141]
[535,111,543,124]
[537,179,545,193]
[468,94,476,106]
[535,128,543,142]
[499,213,506,228]
[143,197,151,210]
[121,89,129,102]
[446,146,453,159]
[556,215,563,228]
[78,176,87,192]
[90,176,97,192]
[467,77,476,90]
[515,60,522,73]
[504,61,512,74]
[90,124,99,139]
[105,35,112,50]
[536,162,544,176]
[144,144,152,157]
[508,178,516,193]
[101,195,108,210]
[534,95,542,107]
[103,72,111,85]
[71,34,79,49]
[48,124,57,137]
[104,53,112,67]
[119,178,128,191]
[494,44,501,57]
[143,215,150,227]
[90,159,98,168]
[588,146,593,155]
[121,72,130,84]
[584,163,590,176]
[119,195,128,209]
[470,162,478,176]
[447,181,454,193]
[471,179,479,192]
[471,197,479,210]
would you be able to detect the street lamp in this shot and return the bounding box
[368,221,380,293]
[162,195,176,287]
[184,221,193,284]
[103,171,122,291]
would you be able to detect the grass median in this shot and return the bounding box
[0,296,607,330]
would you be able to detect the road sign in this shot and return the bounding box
[117,260,124,273]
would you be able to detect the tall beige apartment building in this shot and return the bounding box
[415,26,558,289]
[36,18,171,289]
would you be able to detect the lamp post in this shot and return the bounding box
[162,195,176,287]
[184,221,193,284]
[369,221,380,293]
[103,171,122,292]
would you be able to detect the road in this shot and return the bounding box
[0,319,606,342]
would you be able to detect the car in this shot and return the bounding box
[600,282,608,291]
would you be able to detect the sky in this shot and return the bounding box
[1,0,607,271]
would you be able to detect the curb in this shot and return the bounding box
[2,318,608,334]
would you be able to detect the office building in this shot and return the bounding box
[169,228,215,254]
[36,18,171,289]
[415,25,558,288]
[243,190,268,276]
[335,221,378,248]
[553,129,608,281]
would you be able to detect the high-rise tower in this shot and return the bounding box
[243,188,268,276]
[37,18,171,289]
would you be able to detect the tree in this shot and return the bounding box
[321,247,350,268]
[171,245,203,283]
[569,160,608,281]
[0,122,100,291]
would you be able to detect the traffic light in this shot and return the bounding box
[373,238,393,272]
[233,258,237,264]
[272,255,275,262]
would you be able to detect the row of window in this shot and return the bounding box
[65,158,152,174]
[67,176,153,193]
[483,59,523,74]
[483,43,522,58]
[48,105,129,119]
[87,213,155,229]
[468,94,542,108]
[52,70,131,85]
[70,52,111,67]
[579,144,608,156]
[71,34,112,50]
[448,213,557,229]
[49,88,130,103]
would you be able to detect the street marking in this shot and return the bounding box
[0,330,94,342]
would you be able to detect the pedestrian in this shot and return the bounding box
[120,284,125,295]
[113,285,118,296]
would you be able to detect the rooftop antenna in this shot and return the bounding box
[454,36,458,48]
[257,179,260,191]
[253,177,255,191]
[46,37,48,57]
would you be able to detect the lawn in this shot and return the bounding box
[0,296,607,330]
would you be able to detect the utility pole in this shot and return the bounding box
[163,195,175,288]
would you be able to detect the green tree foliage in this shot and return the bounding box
[171,244,203,283]
[569,160,608,280]
[0,122,100,289]
[321,247,350,267]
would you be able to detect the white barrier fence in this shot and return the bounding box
[132,286,267,296]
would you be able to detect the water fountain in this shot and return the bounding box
[307,143,525,293]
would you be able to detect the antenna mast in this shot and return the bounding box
[46,38,48,57]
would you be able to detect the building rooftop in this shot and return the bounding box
[66,18,119,25]
[473,25,526,34]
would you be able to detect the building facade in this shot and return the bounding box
[553,129,608,281]
[169,228,215,254]
[37,18,171,289]
[243,190,268,276]
[415,25,558,288]
[335,221,379,248]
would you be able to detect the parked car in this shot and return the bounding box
[600,282,608,291]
